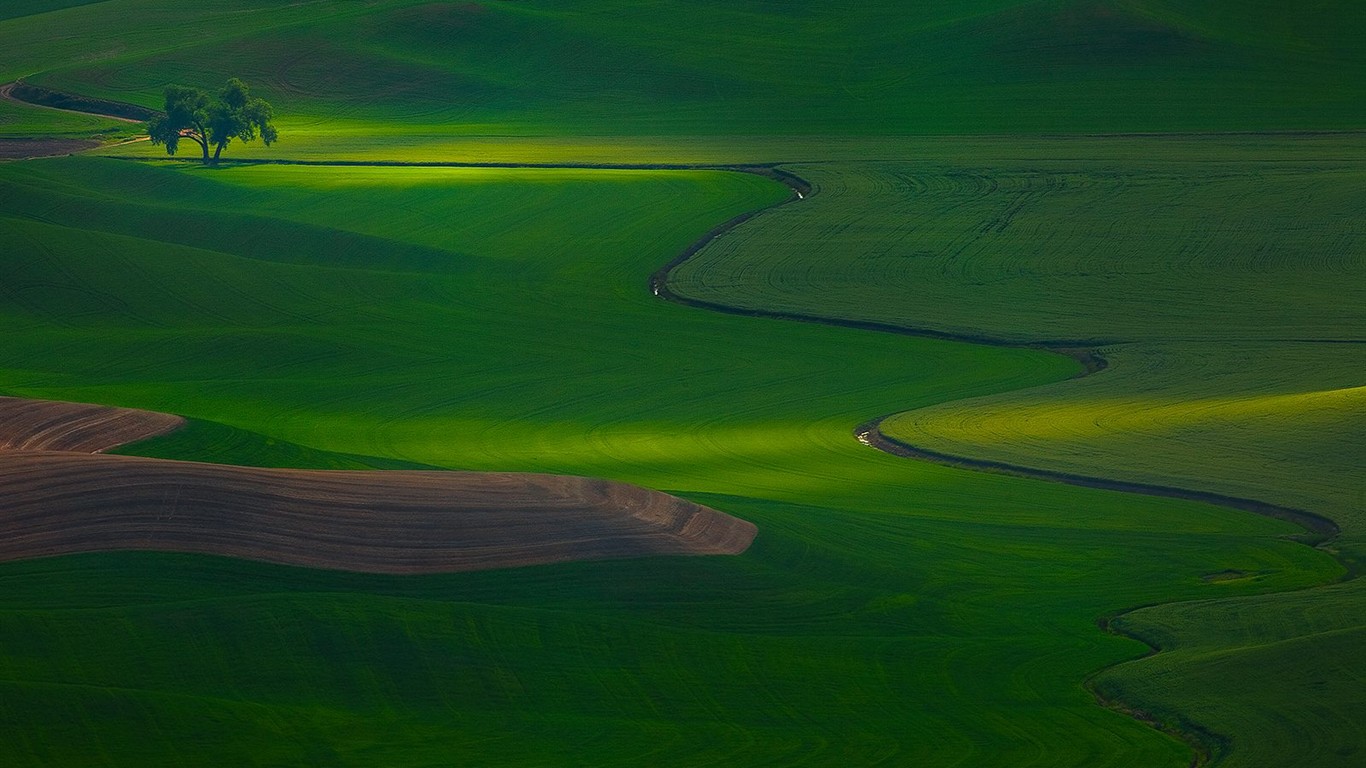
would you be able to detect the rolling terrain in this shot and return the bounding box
[0,155,1335,766]
[0,1,1363,766]
[7,0,1366,140]
[669,151,1366,765]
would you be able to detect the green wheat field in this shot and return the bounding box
[1,2,1363,766]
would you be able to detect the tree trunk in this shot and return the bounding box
[191,122,210,165]
[211,141,225,165]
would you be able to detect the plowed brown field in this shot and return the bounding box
[0,397,755,573]
[0,395,183,451]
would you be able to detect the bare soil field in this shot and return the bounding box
[0,138,98,159]
[0,395,183,451]
[0,397,755,573]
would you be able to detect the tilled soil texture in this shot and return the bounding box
[0,398,755,573]
[0,395,183,452]
[0,138,98,159]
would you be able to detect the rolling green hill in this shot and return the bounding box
[668,145,1366,766]
[1,0,1364,766]
[0,156,1337,766]
[3,0,1366,143]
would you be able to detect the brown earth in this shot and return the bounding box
[0,395,184,451]
[0,137,99,159]
[0,81,151,161]
[0,397,756,573]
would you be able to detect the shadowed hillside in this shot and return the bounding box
[3,0,1365,136]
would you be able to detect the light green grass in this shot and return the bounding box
[886,343,1366,547]
[0,157,1339,766]
[0,98,131,139]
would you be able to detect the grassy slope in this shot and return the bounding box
[0,99,131,139]
[0,0,1362,765]
[0,157,1339,766]
[669,152,1366,764]
[674,154,1366,535]
[672,153,1366,344]
[0,0,112,23]
[1,0,1365,145]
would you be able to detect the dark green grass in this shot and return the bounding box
[0,0,1362,762]
[0,157,1339,765]
[674,154,1366,536]
[0,0,109,23]
[670,149,1366,765]
[672,158,1366,345]
[0,503,1331,767]
[4,0,1366,139]
[1094,583,1366,768]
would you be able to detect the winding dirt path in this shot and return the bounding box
[0,396,755,573]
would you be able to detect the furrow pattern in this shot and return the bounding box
[0,395,182,452]
[0,452,755,574]
[0,396,754,573]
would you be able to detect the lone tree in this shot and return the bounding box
[148,78,277,164]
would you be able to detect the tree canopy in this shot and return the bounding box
[148,78,277,164]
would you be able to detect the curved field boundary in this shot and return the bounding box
[9,100,1347,755]
[647,165,1337,542]
[0,80,153,123]
[648,163,1348,766]
[0,82,154,160]
[0,397,755,573]
[80,148,1342,767]
[647,168,1119,352]
[0,395,183,452]
[853,416,1339,540]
